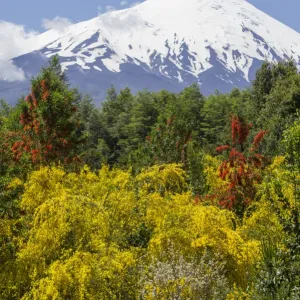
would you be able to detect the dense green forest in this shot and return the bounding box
[0,56,300,299]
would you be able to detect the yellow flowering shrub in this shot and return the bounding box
[240,201,284,243]
[257,156,296,208]
[191,205,260,287]
[1,162,281,298]
[204,155,228,197]
[16,165,140,298]
[144,191,260,288]
[22,250,137,300]
[248,156,299,244]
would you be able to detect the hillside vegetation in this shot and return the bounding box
[0,57,299,299]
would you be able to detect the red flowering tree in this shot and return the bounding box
[11,56,83,165]
[215,116,267,216]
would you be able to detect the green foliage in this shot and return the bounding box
[253,61,300,156]
[186,142,207,195]
[283,118,300,177]
[1,58,300,299]
[0,99,11,128]
[253,239,300,300]
[147,84,204,168]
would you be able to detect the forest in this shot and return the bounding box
[0,56,299,299]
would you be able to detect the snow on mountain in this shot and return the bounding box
[2,0,300,104]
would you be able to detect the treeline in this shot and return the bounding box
[0,56,299,299]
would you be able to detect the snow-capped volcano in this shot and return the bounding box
[2,0,300,103]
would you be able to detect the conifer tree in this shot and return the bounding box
[12,56,83,165]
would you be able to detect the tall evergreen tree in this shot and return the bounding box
[12,56,83,165]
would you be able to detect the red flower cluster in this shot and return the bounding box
[214,116,267,214]
[231,116,252,145]
[216,145,230,153]
[251,130,267,152]
[41,80,50,101]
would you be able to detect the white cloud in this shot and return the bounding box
[105,5,116,12]
[42,16,73,32]
[120,0,128,6]
[130,2,141,7]
[97,5,103,15]
[0,59,25,81]
[100,9,140,30]
[0,21,39,81]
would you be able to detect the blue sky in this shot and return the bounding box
[0,0,300,33]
